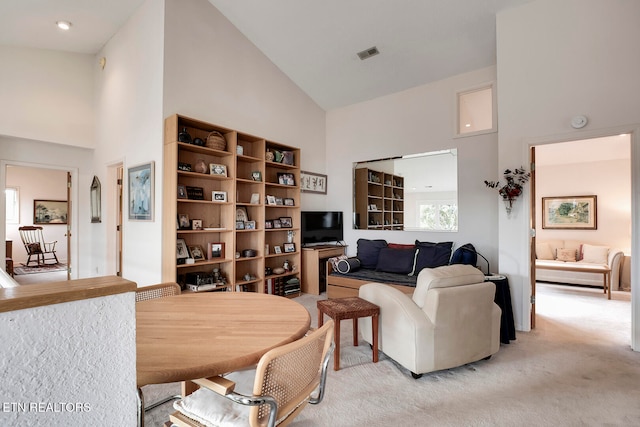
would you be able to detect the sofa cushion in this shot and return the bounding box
[536,242,554,260]
[376,247,417,274]
[411,241,453,275]
[556,248,577,262]
[412,264,485,308]
[356,239,387,269]
[581,244,609,264]
[388,243,415,250]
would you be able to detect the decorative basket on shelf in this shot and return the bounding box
[206,131,227,151]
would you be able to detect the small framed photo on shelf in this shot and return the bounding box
[275,197,284,206]
[212,191,227,202]
[265,220,273,229]
[177,185,188,199]
[281,151,294,166]
[245,220,256,230]
[176,238,190,260]
[279,217,293,228]
[191,219,203,230]
[250,193,261,205]
[277,172,295,186]
[177,162,192,172]
[283,243,296,253]
[189,245,205,261]
[209,163,227,176]
[178,213,190,230]
[266,195,277,205]
[284,198,295,206]
[251,171,262,181]
[186,186,205,200]
[273,219,282,229]
[274,245,282,254]
[236,221,245,230]
[209,242,225,259]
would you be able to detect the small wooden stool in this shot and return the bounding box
[317,297,379,371]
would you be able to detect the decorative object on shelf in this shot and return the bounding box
[250,193,260,205]
[178,162,192,172]
[212,191,227,202]
[287,230,295,243]
[178,127,192,143]
[273,266,285,274]
[209,163,227,176]
[279,216,293,228]
[277,172,295,186]
[266,195,277,205]
[242,249,257,258]
[177,185,188,199]
[237,145,244,155]
[542,195,597,230]
[284,198,295,206]
[272,150,284,163]
[265,220,273,229]
[90,176,101,223]
[484,166,530,214]
[282,151,294,165]
[186,186,204,200]
[128,161,154,221]
[236,206,249,222]
[192,137,205,147]
[178,213,190,230]
[176,238,190,261]
[265,149,275,162]
[206,130,226,150]
[275,197,284,205]
[245,220,256,230]
[283,243,296,253]
[191,219,203,230]
[194,159,208,174]
[208,242,224,259]
[274,246,282,254]
[300,171,327,194]
[189,245,205,261]
[273,219,282,228]
[236,221,245,230]
[251,171,262,181]
[283,259,290,271]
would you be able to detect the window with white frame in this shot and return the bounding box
[456,84,495,136]
[5,187,19,224]
[418,200,458,231]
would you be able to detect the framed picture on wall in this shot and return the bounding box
[128,161,154,221]
[542,195,597,230]
[34,200,68,224]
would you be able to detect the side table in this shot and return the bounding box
[485,274,516,344]
[317,297,379,370]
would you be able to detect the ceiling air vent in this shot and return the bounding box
[357,46,379,60]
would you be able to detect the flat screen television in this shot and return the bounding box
[301,211,344,246]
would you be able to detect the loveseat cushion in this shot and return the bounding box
[412,264,485,308]
[556,248,577,262]
[356,239,387,269]
[581,244,609,264]
[536,242,554,260]
[376,247,417,274]
[412,241,453,274]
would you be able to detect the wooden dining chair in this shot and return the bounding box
[169,319,335,427]
[136,282,182,427]
[18,226,58,266]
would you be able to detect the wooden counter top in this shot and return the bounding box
[0,275,137,313]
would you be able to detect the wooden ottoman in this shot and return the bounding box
[317,296,379,371]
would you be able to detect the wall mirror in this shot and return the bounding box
[353,149,458,231]
[90,176,101,223]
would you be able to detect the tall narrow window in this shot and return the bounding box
[456,84,495,136]
[5,187,19,224]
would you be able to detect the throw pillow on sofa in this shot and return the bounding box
[376,247,418,275]
[581,244,609,264]
[556,248,577,262]
[536,242,554,260]
[356,239,388,269]
[412,241,454,275]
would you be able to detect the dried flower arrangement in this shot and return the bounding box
[485,167,531,213]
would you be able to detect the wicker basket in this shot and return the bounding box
[206,131,227,151]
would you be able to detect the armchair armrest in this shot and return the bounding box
[608,248,624,291]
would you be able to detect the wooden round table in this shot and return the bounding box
[136,292,311,387]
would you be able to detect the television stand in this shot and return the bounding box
[301,245,346,295]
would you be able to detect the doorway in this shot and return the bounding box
[4,163,78,283]
[530,134,632,328]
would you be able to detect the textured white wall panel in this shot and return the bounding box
[0,292,136,426]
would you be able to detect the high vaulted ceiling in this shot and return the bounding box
[0,0,533,110]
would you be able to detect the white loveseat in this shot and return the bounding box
[358,264,501,378]
[535,240,624,290]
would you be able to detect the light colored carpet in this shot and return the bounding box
[143,283,640,426]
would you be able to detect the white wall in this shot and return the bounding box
[0,292,136,425]
[0,46,94,148]
[6,166,69,265]
[326,66,499,264]
[163,0,327,211]
[535,159,631,252]
[92,0,165,285]
[497,0,640,342]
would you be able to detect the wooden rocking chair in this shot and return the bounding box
[18,226,59,266]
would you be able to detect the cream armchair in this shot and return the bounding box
[359,264,501,378]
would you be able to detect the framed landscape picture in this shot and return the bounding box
[34,200,68,224]
[542,195,597,230]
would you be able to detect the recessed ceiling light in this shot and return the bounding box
[56,21,72,31]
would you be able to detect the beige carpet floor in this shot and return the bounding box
[143,283,640,426]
